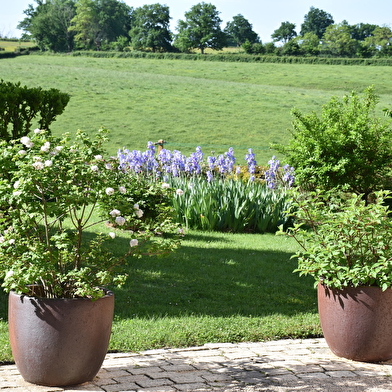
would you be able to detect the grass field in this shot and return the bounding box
[0,40,36,52]
[1,54,391,164]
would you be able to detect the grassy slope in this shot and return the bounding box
[1,55,391,164]
[0,40,35,52]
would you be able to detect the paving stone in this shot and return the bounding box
[319,361,356,371]
[200,372,233,382]
[268,374,299,383]
[160,364,196,372]
[136,387,176,392]
[128,366,166,376]
[135,377,174,388]
[354,370,392,377]
[325,370,358,378]
[296,372,330,379]
[164,372,206,384]
[99,383,138,392]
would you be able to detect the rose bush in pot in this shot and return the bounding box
[0,128,181,385]
[280,189,392,362]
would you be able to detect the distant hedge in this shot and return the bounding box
[0,52,18,59]
[0,47,38,59]
[65,50,392,66]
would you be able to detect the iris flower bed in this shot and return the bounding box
[118,143,295,233]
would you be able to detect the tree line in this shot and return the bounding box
[16,1,392,58]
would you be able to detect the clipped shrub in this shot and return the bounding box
[0,80,70,141]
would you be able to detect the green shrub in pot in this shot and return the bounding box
[280,189,392,290]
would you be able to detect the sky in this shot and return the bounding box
[1,0,392,42]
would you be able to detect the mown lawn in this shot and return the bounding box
[0,230,321,363]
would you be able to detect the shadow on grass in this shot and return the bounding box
[0,231,317,321]
[113,232,317,320]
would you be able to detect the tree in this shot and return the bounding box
[18,0,76,52]
[296,32,320,56]
[321,23,358,57]
[274,86,392,200]
[271,21,297,43]
[224,14,259,47]
[264,42,277,55]
[280,39,301,56]
[69,0,132,50]
[174,2,227,54]
[242,40,264,54]
[300,6,334,39]
[350,23,378,41]
[129,4,172,52]
[364,26,392,57]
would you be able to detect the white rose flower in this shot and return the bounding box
[5,270,14,278]
[13,181,20,189]
[0,236,5,243]
[135,209,143,218]
[115,216,126,226]
[33,128,42,134]
[133,203,139,210]
[51,146,63,155]
[94,155,103,161]
[90,165,99,172]
[176,189,184,196]
[130,239,138,247]
[161,183,170,189]
[44,160,53,167]
[108,232,116,239]
[33,161,44,170]
[105,187,115,195]
[118,186,126,194]
[105,163,113,170]
[109,209,121,217]
[18,150,27,156]
[9,239,15,245]
[21,136,33,148]
[41,142,50,152]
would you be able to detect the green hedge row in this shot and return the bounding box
[0,48,38,59]
[66,50,392,66]
[0,52,18,59]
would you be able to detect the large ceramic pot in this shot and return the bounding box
[318,283,392,362]
[8,289,114,386]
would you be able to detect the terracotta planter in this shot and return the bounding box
[8,289,114,386]
[318,283,392,362]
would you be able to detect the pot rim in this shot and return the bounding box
[9,287,114,301]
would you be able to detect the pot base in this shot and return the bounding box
[318,284,392,362]
[8,290,114,386]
